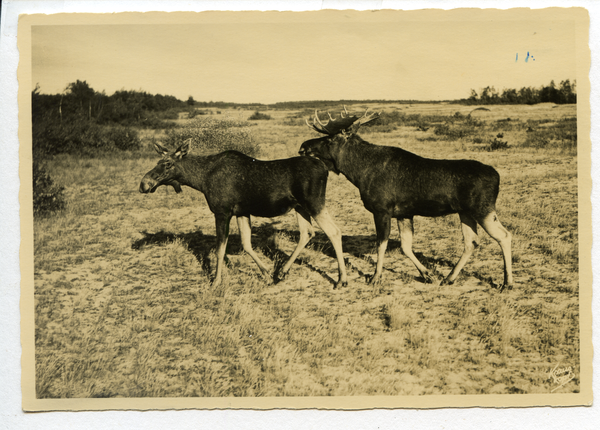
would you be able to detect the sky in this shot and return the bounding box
[31,10,580,104]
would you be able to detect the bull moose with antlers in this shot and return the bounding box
[299,108,513,291]
[139,140,348,289]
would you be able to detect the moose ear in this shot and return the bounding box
[154,142,170,156]
[174,139,191,159]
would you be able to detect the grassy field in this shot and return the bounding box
[33,103,581,398]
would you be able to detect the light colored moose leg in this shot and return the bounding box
[212,215,231,287]
[480,211,513,291]
[397,217,434,283]
[279,209,315,278]
[313,208,348,288]
[236,216,271,277]
[370,213,391,285]
[444,212,479,285]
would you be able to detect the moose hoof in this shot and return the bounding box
[367,274,383,286]
[499,283,513,293]
[334,281,348,290]
[440,277,455,286]
[422,272,437,284]
[273,270,287,284]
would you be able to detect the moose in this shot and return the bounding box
[139,140,348,288]
[299,108,513,291]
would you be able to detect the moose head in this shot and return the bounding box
[299,107,380,173]
[139,140,192,194]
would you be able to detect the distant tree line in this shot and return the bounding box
[33,80,186,128]
[32,80,190,158]
[460,80,576,105]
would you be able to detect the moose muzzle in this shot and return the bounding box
[139,174,158,193]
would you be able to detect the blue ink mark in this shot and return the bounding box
[516,53,518,62]
[525,52,529,62]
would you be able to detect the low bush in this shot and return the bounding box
[33,116,142,157]
[162,117,259,157]
[33,161,66,216]
[487,137,508,151]
[248,111,271,121]
[104,126,142,151]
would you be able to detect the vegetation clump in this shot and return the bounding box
[248,111,272,121]
[33,161,65,216]
[487,136,509,151]
[162,117,259,157]
[32,82,152,157]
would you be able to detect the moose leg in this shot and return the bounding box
[444,212,479,285]
[397,217,434,283]
[213,214,232,287]
[480,211,513,291]
[313,208,348,289]
[278,209,315,281]
[371,212,391,285]
[236,216,271,278]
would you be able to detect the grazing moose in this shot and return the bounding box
[139,140,348,288]
[299,109,513,291]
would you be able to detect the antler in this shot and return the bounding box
[306,106,380,135]
[353,108,380,129]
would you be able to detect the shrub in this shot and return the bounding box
[248,111,271,121]
[488,138,508,151]
[33,161,66,216]
[32,112,143,157]
[163,117,259,157]
[104,126,142,151]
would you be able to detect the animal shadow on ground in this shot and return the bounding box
[341,234,448,284]
[131,226,497,288]
[339,233,499,288]
[131,222,341,286]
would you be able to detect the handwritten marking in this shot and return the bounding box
[518,52,536,63]
[548,363,574,392]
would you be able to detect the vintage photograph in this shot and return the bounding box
[19,8,592,410]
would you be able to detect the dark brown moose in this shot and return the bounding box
[299,108,513,291]
[139,141,348,288]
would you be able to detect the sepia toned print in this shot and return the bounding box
[19,8,591,410]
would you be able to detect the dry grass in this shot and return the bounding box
[34,103,580,397]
